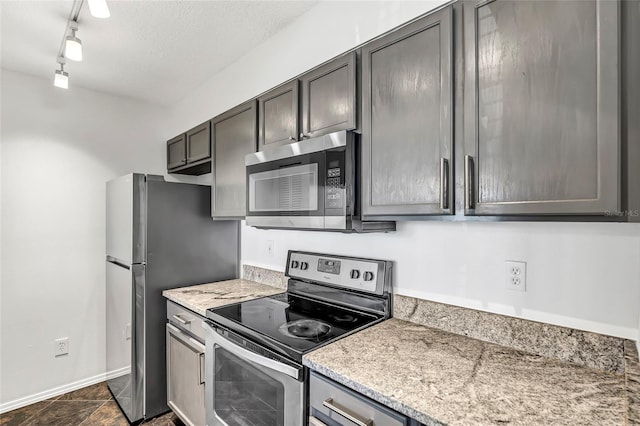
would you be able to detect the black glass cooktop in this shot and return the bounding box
[207,292,380,361]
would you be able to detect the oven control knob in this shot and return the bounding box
[350,269,360,279]
[300,262,309,270]
[291,260,299,269]
[363,271,374,281]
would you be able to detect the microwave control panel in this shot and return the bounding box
[325,154,344,209]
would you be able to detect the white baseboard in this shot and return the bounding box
[0,367,129,414]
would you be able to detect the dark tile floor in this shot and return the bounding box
[0,382,184,426]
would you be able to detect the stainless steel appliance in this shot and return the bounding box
[106,173,238,423]
[245,130,395,232]
[204,250,393,426]
[166,301,207,426]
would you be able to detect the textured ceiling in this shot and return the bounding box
[0,1,318,106]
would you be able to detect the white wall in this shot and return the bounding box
[0,70,171,408]
[243,222,640,339]
[169,1,640,340]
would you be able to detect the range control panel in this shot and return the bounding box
[286,251,384,294]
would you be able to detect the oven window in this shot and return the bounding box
[249,163,318,212]
[214,347,285,426]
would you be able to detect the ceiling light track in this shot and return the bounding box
[53,0,110,89]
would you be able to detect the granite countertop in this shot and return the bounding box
[162,279,283,316]
[303,318,627,425]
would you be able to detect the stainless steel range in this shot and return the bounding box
[203,250,393,426]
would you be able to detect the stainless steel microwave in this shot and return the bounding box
[245,131,395,233]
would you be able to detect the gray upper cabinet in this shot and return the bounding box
[361,6,453,218]
[167,134,187,171]
[212,100,257,219]
[462,0,620,215]
[186,122,211,163]
[258,80,299,150]
[167,122,212,175]
[300,52,357,139]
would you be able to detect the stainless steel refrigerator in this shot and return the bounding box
[105,173,238,423]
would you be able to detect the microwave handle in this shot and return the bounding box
[208,323,301,380]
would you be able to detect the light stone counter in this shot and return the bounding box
[162,278,283,317]
[303,318,629,425]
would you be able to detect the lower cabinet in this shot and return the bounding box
[166,302,206,426]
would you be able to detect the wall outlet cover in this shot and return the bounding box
[505,261,527,292]
[55,337,69,357]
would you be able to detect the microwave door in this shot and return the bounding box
[246,152,326,229]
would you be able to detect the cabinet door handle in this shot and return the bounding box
[322,398,373,426]
[199,352,205,384]
[465,155,475,210]
[440,157,449,210]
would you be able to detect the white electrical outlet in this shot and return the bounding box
[505,261,527,292]
[54,337,69,357]
[267,240,275,257]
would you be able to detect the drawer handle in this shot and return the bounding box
[322,398,373,426]
[172,314,192,325]
[308,416,328,426]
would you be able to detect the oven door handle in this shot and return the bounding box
[210,325,301,380]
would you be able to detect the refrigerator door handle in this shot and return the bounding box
[107,256,131,270]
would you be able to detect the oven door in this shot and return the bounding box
[204,322,304,426]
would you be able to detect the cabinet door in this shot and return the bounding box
[167,134,187,170]
[166,325,205,426]
[258,80,299,150]
[186,121,211,163]
[462,0,619,215]
[300,52,356,139]
[212,100,257,219]
[362,6,453,218]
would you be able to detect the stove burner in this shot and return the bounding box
[279,319,331,340]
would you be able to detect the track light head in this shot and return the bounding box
[65,22,83,61]
[88,0,110,18]
[54,57,69,89]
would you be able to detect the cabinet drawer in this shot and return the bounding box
[167,300,206,343]
[309,371,410,426]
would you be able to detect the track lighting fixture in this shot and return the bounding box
[54,0,109,90]
[87,0,110,18]
[65,22,83,62]
[54,57,69,89]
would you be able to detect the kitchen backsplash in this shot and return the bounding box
[394,294,631,374]
[242,265,287,289]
